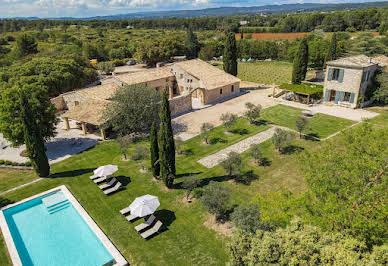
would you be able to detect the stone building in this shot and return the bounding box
[323,55,378,108]
[171,59,240,106]
[55,59,240,139]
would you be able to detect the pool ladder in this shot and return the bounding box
[46,199,70,214]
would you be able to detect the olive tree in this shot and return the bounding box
[221,151,242,178]
[250,144,264,165]
[295,115,310,138]
[220,112,238,132]
[244,102,262,124]
[200,122,214,144]
[182,175,201,200]
[201,181,231,221]
[271,128,295,153]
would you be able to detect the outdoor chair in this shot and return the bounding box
[135,215,156,232]
[103,182,123,195]
[93,176,107,184]
[140,220,163,239]
[126,214,138,222]
[99,178,118,190]
[120,206,131,216]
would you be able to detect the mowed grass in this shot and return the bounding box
[0,108,359,265]
[0,169,37,193]
[261,104,355,138]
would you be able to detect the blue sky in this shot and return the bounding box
[0,0,384,18]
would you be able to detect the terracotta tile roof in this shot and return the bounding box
[174,59,240,90]
[77,82,121,101]
[62,99,109,126]
[327,55,377,68]
[114,67,174,85]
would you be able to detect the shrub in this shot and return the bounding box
[231,203,273,233]
[192,187,203,199]
[201,181,231,221]
[97,61,115,74]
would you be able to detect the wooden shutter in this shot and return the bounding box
[327,68,333,81]
[324,89,329,102]
[349,93,355,104]
[338,69,344,83]
[334,91,340,104]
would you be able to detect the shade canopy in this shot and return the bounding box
[129,195,160,217]
[93,165,118,177]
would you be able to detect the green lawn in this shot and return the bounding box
[0,109,358,265]
[0,169,37,193]
[261,105,355,138]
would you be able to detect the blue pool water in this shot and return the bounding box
[3,190,114,266]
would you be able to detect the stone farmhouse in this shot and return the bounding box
[323,55,378,108]
[53,59,240,139]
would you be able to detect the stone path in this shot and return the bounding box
[198,127,279,168]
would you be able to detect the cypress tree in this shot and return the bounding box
[150,121,160,178]
[184,28,200,59]
[159,90,176,188]
[223,32,238,76]
[19,89,50,177]
[291,38,309,84]
[324,33,338,68]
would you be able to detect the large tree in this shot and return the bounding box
[223,32,238,76]
[300,123,388,247]
[159,90,176,188]
[291,38,309,84]
[103,84,160,136]
[184,29,200,59]
[0,84,58,147]
[19,88,50,177]
[324,32,338,67]
[374,68,388,104]
[150,122,160,178]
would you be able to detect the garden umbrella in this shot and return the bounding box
[129,195,160,217]
[93,165,118,177]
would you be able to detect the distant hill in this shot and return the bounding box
[5,2,388,20]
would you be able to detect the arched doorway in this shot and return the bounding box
[190,88,205,109]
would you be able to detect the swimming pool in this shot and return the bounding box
[0,185,127,266]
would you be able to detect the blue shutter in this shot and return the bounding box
[339,91,345,101]
[349,93,355,104]
[327,68,333,81]
[334,91,340,104]
[338,69,344,83]
[324,89,329,102]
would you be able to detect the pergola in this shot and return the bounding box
[62,100,108,140]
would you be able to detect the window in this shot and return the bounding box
[180,74,183,79]
[220,89,223,95]
[343,92,351,102]
[331,69,340,81]
[231,85,234,92]
[74,101,80,106]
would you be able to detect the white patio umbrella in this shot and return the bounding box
[93,165,118,177]
[129,195,160,217]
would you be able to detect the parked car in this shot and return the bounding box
[126,60,136,66]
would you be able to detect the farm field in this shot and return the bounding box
[216,61,294,85]
[235,31,379,40]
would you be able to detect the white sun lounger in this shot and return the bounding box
[89,174,99,180]
[99,178,118,190]
[140,221,163,239]
[135,215,156,232]
[126,214,138,222]
[94,176,107,184]
[103,182,122,195]
[120,206,131,215]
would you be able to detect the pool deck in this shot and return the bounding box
[0,185,128,266]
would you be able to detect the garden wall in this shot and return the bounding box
[170,94,192,116]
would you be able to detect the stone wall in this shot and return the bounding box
[170,65,201,95]
[50,95,67,111]
[169,94,192,116]
[62,91,88,110]
[204,82,240,104]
